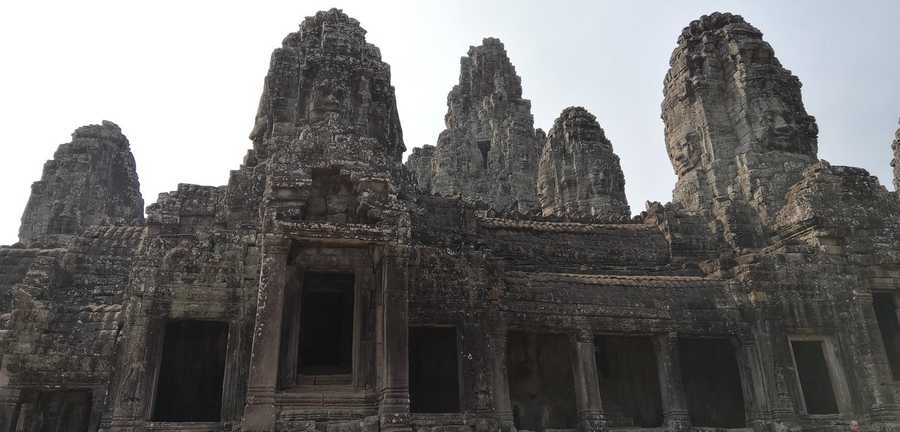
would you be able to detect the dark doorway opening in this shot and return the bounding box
[791,340,839,415]
[299,272,355,375]
[679,338,745,428]
[507,332,577,432]
[21,389,92,432]
[594,336,663,427]
[409,326,461,413]
[477,139,491,169]
[873,292,900,380]
[152,320,228,422]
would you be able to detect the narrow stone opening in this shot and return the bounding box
[299,272,354,375]
[152,320,228,422]
[791,340,839,415]
[409,326,460,413]
[679,338,745,428]
[873,292,900,380]
[508,332,577,432]
[594,336,663,427]
[477,139,491,169]
[18,389,92,432]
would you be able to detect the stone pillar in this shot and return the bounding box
[653,332,690,432]
[379,250,411,432]
[571,329,606,432]
[735,336,770,427]
[242,235,290,432]
[853,292,899,420]
[489,321,514,432]
[0,388,21,432]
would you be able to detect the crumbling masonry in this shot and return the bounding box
[2,9,900,432]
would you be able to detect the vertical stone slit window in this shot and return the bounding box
[477,139,491,169]
[299,272,355,376]
[409,326,461,413]
[873,292,900,380]
[594,336,663,427]
[790,340,839,415]
[152,320,228,422]
[678,338,745,428]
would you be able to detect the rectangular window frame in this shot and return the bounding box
[787,336,852,417]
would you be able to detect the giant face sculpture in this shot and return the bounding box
[307,78,347,123]
[667,129,701,176]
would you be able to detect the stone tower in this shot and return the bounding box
[233,8,406,227]
[18,121,143,246]
[537,107,629,219]
[661,12,819,248]
[424,38,542,212]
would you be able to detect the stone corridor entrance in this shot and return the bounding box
[507,332,577,432]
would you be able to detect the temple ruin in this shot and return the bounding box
[2,8,900,432]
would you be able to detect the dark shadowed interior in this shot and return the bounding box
[679,338,745,427]
[409,326,461,413]
[299,272,355,375]
[507,332,576,432]
[152,320,228,422]
[595,335,663,427]
[791,340,839,415]
[874,292,900,380]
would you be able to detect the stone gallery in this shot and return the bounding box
[2,8,900,432]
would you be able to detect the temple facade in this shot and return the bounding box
[2,9,900,432]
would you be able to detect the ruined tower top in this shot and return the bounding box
[537,107,629,220]
[19,121,144,246]
[421,37,542,212]
[284,8,369,55]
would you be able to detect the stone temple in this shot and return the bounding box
[3,8,900,432]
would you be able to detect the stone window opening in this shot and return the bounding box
[409,326,461,413]
[872,291,900,380]
[297,272,356,379]
[787,337,851,416]
[151,320,228,422]
[594,335,663,428]
[678,337,746,428]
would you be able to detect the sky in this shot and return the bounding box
[0,1,897,245]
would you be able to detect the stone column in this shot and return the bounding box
[571,329,606,432]
[379,250,411,432]
[653,332,690,432]
[735,336,769,427]
[853,292,899,420]
[242,235,290,432]
[489,321,514,432]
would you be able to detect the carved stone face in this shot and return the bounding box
[588,166,607,195]
[668,130,701,176]
[751,96,817,155]
[308,78,346,123]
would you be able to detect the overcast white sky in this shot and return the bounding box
[0,1,897,246]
